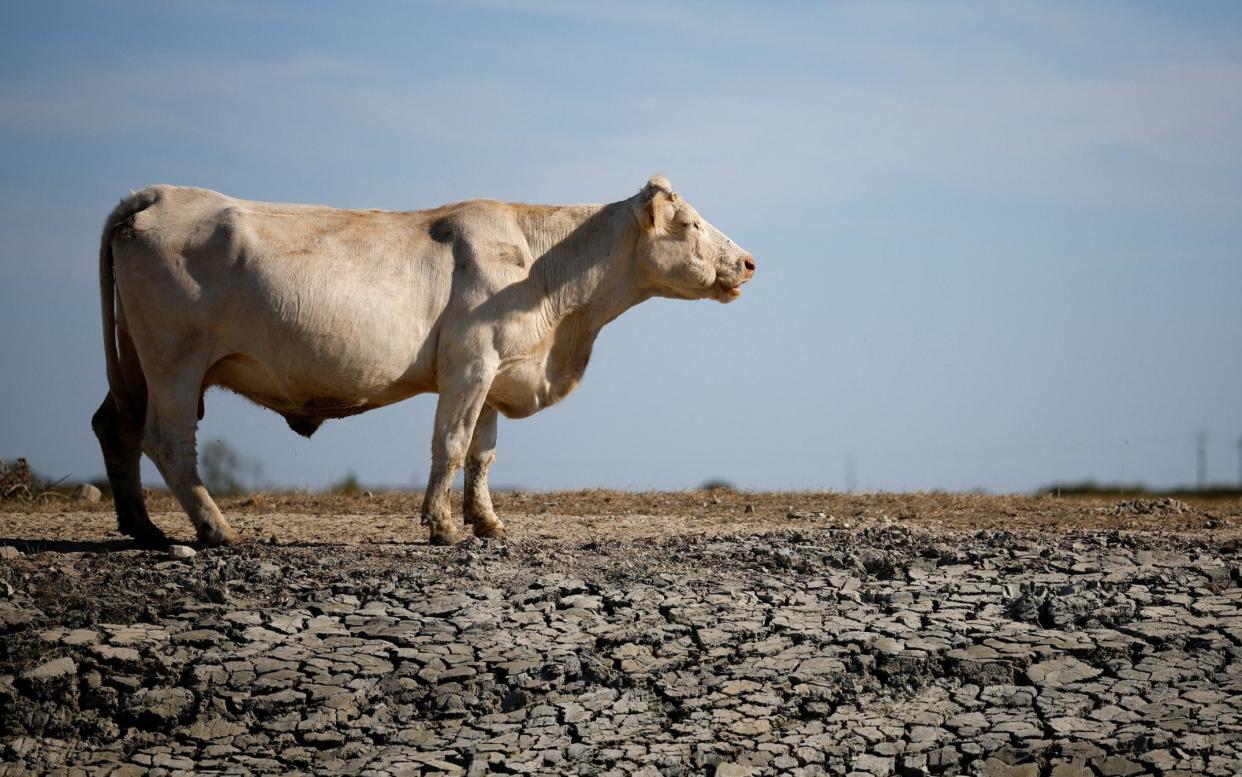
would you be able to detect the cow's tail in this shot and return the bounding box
[99,188,160,425]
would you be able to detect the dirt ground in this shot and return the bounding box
[4,489,1240,547]
[1,492,1240,776]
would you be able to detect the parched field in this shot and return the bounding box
[1,492,1240,776]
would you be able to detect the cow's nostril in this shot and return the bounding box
[743,257,756,272]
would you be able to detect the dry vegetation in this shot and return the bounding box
[2,489,1239,548]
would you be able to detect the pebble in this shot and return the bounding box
[167,545,197,560]
[71,484,103,502]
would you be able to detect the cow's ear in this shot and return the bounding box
[645,175,673,195]
[644,191,672,230]
[640,175,675,230]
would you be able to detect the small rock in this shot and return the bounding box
[22,656,77,682]
[168,545,197,560]
[89,644,142,668]
[0,546,20,560]
[787,510,826,521]
[1093,756,1143,777]
[72,483,103,502]
[1050,761,1094,777]
[977,759,1039,777]
[853,753,895,776]
[566,743,588,761]
[1025,656,1101,688]
[184,717,247,742]
[0,601,34,630]
[252,561,281,579]
[17,656,78,701]
[62,628,99,646]
[127,687,194,727]
[560,594,603,611]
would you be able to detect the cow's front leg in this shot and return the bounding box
[421,365,493,545]
[463,405,505,539]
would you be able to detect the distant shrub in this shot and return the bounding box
[0,458,44,501]
[332,472,362,495]
[200,440,265,496]
[1039,480,1242,500]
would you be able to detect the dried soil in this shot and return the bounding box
[1,492,1240,776]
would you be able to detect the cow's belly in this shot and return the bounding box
[204,279,440,417]
[206,350,434,416]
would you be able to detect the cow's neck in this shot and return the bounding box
[525,200,651,337]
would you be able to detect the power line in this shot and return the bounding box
[1237,435,1242,488]
[1196,431,1207,490]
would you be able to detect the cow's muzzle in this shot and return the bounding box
[716,254,755,301]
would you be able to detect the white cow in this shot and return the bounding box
[92,176,755,545]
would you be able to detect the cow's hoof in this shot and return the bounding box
[123,524,170,549]
[472,522,506,540]
[198,525,241,547]
[428,528,461,546]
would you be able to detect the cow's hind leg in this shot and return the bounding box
[91,394,166,546]
[463,405,505,539]
[143,370,240,547]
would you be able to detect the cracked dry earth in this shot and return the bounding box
[1,493,1241,776]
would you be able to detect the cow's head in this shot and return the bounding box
[631,175,755,303]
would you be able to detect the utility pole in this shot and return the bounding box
[1196,431,1207,490]
[844,453,857,493]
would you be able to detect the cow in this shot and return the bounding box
[92,176,756,546]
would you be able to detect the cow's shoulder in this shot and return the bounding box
[424,199,513,236]
[425,200,534,272]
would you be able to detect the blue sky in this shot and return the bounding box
[2,1,1240,492]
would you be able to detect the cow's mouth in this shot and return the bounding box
[715,278,745,301]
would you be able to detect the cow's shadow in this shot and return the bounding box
[0,538,166,554]
[0,538,438,554]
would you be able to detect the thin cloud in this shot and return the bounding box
[1,56,375,131]
[3,40,1239,224]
